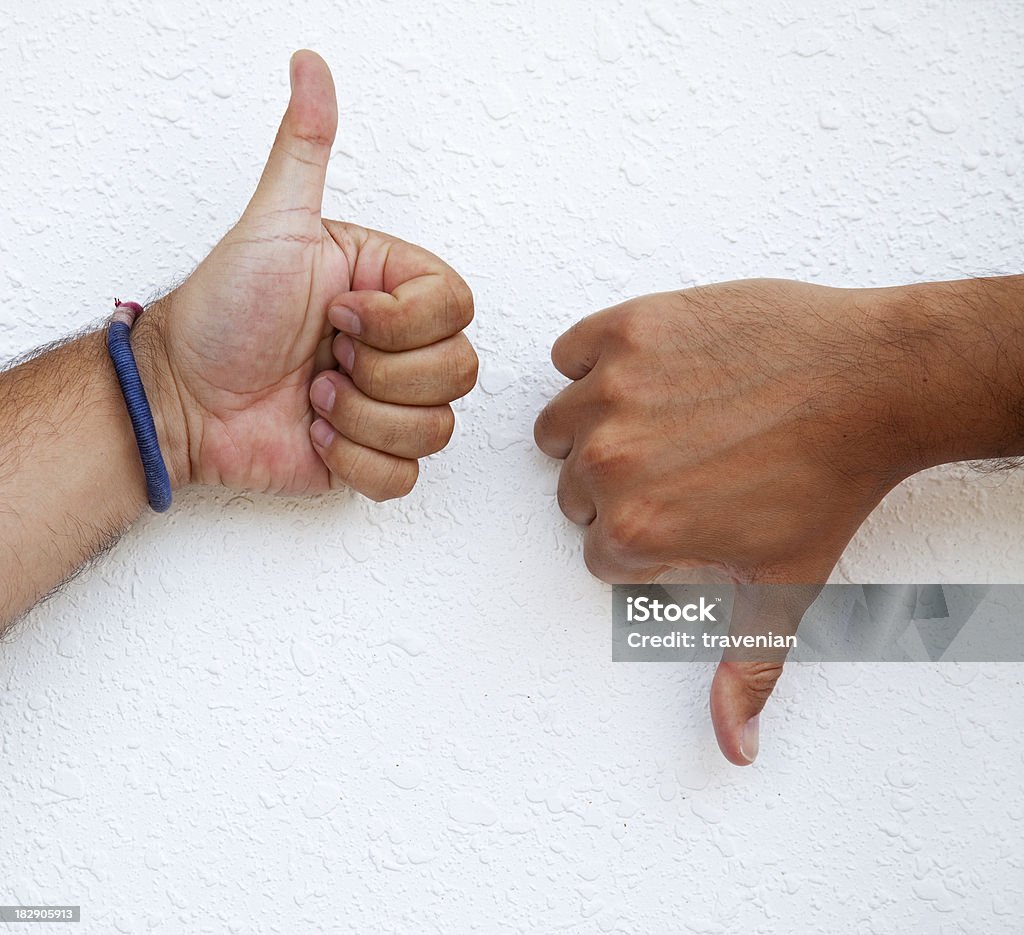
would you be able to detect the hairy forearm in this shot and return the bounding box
[871,275,1024,472]
[0,310,186,625]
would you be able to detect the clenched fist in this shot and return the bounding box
[536,276,1024,763]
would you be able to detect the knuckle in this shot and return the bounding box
[592,369,629,407]
[374,301,413,352]
[359,349,387,396]
[290,126,335,149]
[328,471,349,492]
[564,317,587,346]
[577,432,625,478]
[738,662,785,704]
[555,474,575,518]
[601,507,651,556]
[324,438,364,487]
[431,406,457,450]
[552,322,583,366]
[550,337,566,369]
[372,460,419,502]
[534,405,556,448]
[607,306,628,332]
[405,300,430,345]
[460,345,480,394]
[410,408,454,456]
[582,535,615,582]
[324,448,356,488]
[347,399,375,441]
[582,550,603,580]
[444,339,479,397]
[445,277,475,331]
[379,308,402,350]
[555,463,591,525]
[376,419,405,453]
[609,305,650,350]
[379,303,412,351]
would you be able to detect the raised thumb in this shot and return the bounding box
[245,50,338,219]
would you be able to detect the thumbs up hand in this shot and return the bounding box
[138,51,477,500]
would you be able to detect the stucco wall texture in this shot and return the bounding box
[1,1,1022,932]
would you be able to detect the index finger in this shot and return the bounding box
[324,222,474,352]
[550,307,617,380]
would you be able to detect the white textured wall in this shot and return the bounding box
[2,1,1023,931]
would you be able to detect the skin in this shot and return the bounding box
[536,274,1024,764]
[0,50,477,625]
[3,50,1019,770]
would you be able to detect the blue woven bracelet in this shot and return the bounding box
[107,299,173,513]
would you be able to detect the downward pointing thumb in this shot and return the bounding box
[245,50,338,219]
[707,581,819,765]
[709,660,781,765]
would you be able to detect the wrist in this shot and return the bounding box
[869,275,1024,472]
[130,298,193,491]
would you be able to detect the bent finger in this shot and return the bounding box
[582,515,664,584]
[310,419,419,501]
[556,452,597,526]
[333,332,478,405]
[534,378,591,459]
[310,371,456,459]
[550,313,609,380]
[328,275,474,352]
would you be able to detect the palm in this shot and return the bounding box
[158,52,408,495]
[167,219,355,494]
